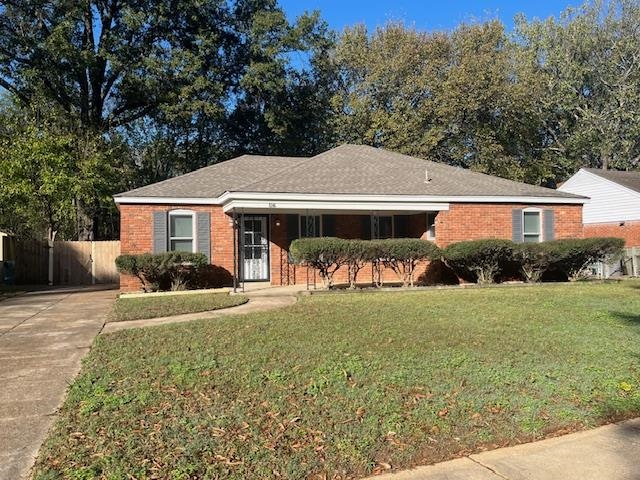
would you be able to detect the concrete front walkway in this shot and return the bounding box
[370,418,640,480]
[102,292,298,333]
[0,287,117,480]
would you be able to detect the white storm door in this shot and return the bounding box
[242,216,269,281]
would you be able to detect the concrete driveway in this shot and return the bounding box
[0,287,116,480]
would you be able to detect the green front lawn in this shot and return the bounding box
[108,292,248,322]
[35,282,640,479]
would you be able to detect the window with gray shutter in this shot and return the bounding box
[543,210,555,241]
[512,209,523,243]
[196,212,211,262]
[153,211,167,253]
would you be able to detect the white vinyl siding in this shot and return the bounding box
[559,169,640,223]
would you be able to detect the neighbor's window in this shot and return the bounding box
[169,211,195,252]
[300,215,321,238]
[373,216,393,239]
[523,210,541,243]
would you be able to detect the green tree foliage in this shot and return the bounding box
[332,1,640,184]
[331,21,544,182]
[515,0,640,173]
[0,103,129,240]
[0,0,334,237]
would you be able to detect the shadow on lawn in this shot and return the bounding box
[610,311,640,325]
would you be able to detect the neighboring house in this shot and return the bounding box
[558,168,640,276]
[558,168,640,247]
[114,144,586,290]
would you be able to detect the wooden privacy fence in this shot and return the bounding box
[14,238,48,284]
[54,241,120,285]
[8,240,120,286]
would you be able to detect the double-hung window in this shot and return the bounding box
[523,210,541,243]
[300,215,321,238]
[168,211,195,252]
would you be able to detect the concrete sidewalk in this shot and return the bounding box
[370,418,640,480]
[0,287,116,480]
[102,294,297,333]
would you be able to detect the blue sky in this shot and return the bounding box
[279,0,580,32]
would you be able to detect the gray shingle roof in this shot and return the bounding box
[116,144,584,200]
[115,155,306,198]
[584,168,640,194]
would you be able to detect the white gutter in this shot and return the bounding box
[114,191,587,206]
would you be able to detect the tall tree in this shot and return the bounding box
[515,0,640,172]
[0,0,334,236]
[332,21,542,182]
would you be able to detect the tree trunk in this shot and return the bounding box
[76,198,95,241]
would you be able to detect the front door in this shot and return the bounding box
[241,216,269,281]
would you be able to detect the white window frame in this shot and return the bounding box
[522,208,542,243]
[299,214,322,238]
[168,209,196,252]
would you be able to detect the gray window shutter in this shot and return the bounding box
[512,209,523,243]
[152,211,167,253]
[543,209,555,241]
[322,215,336,237]
[196,212,211,262]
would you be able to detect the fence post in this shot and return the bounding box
[91,241,96,285]
[47,230,57,286]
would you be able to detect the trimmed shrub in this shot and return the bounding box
[376,238,440,287]
[289,237,348,288]
[512,243,558,283]
[290,237,439,288]
[115,252,208,292]
[342,239,374,289]
[443,239,514,285]
[545,237,625,281]
[418,259,460,286]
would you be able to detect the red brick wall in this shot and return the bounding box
[119,203,584,289]
[584,221,640,247]
[436,203,583,247]
[118,204,234,291]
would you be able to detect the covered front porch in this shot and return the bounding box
[225,197,449,288]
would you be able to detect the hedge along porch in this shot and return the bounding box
[114,145,587,291]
